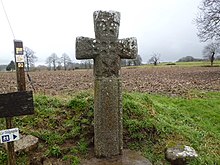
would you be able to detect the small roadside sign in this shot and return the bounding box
[0,128,20,143]
[15,55,25,63]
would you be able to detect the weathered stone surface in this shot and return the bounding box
[75,10,138,158]
[81,149,152,165]
[75,10,137,79]
[94,77,122,157]
[165,145,198,165]
[14,134,38,153]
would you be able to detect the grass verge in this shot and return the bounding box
[0,90,219,164]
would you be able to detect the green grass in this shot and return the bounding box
[147,91,220,164]
[0,91,219,164]
[174,60,220,67]
[135,60,220,68]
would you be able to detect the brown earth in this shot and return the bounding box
[0,66,220,96]
[1,66,219,164]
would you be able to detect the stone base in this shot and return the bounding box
[81,149,152,165]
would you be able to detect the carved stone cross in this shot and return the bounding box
[75,10,138,158]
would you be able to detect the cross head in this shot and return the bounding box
[76,10,138,77]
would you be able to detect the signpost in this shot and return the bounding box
[14,40,26,91]
[0,128,20,143]
[0,40,34,165]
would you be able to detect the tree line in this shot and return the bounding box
[46,53,72,71]
[5,0,220,72]
[46,53,143,71]
[2,52,143,72]
[3,47,37,71]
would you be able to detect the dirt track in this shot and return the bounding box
[0,66,220,96]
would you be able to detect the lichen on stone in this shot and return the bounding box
[166,145,198,161]
[94,10,120,24]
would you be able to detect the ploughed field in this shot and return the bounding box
[1,66,220,96]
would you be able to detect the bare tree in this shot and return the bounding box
[120,59,130,66]
[66,61,75,70]
[133,54,142,66]
[121,59,127,67]
[46,53,59,71]
[51,53,59,71]
[203,42,220,66]
[80,60,93,69]
[61,53,71,70]
[24,47,37,71]
[57,58,62,70]
[127,59,133,66]
[46,56,53,70]
[148,53,160,66]
[196,0,220,41]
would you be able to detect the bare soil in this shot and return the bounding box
[0,66,220,96]
[1,66,219,164]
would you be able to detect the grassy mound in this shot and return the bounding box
[0,91,219,164]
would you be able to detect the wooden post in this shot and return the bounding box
[5,40,25,165]
[5,117,15,165]
[14,40,26,91]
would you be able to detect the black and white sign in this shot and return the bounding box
[0,128,20,143]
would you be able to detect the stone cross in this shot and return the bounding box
[75,10,137,158]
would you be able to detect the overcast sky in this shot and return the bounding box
[0,0,205,65]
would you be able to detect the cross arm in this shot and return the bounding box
[75,37,96,60]
[117,37,138,59]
